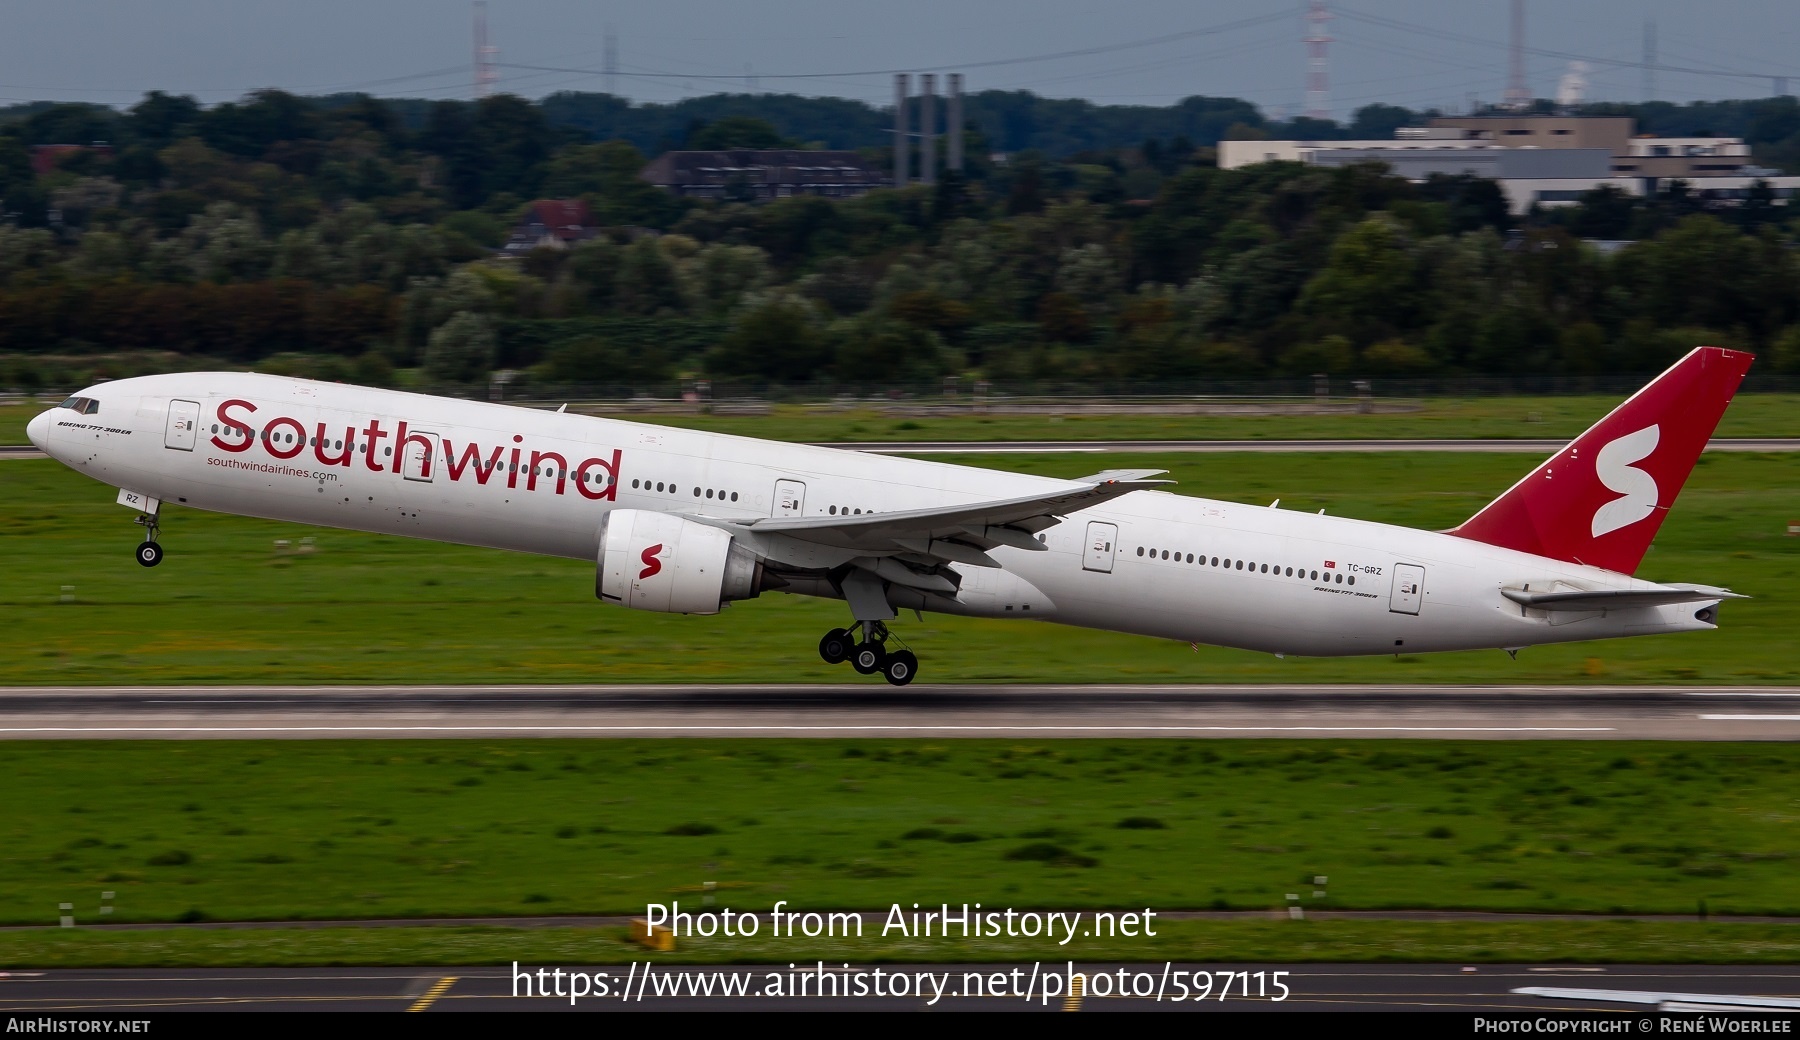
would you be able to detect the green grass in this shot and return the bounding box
[7,393,1800,448]
[619,395,1800,443]
[4,450,1797,685]
[4,740,1799,928]
[8,920,1800,968]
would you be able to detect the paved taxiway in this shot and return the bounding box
[4,964,1797,1012]
[1,684,1796,740]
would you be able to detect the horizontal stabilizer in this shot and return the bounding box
[1501,583,1744,612]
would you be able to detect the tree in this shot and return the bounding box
[709,294,831,381]
[1297,214,1419,343]
[423,312,497,384]
[1347,104,1419,139]
[541,140,673,226]
[688,116,791,150]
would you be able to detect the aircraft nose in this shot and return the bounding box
[26,409,52,451]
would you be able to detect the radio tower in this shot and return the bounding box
[1303,2,1333,121]
[1503,0,1530,109]
[473,1,499,98]
[603,24,618,96]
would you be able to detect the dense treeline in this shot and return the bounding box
[2,88,1799,392]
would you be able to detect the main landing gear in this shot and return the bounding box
[819,621,918,686]
[133,511,163,567]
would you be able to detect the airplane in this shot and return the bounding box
[25,346,1751,686]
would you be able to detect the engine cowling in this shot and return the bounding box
[597,509,762,614]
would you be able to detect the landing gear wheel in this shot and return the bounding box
[819,628,853,664]
[882,649,918,686]
[135,541,163,567]
[850,641,886,675]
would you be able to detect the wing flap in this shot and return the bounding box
[1501,584,1745,611]
[742,479,1163,556]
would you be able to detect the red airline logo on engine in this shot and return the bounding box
[639,543,664,580]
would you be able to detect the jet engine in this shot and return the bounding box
[597,509,763,614]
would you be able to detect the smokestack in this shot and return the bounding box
[1504,0,1529,110]
[893,74,910,188]
[947,73,964,172]
[920,73,937,186]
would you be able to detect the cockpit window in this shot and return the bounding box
[59,396,99,414]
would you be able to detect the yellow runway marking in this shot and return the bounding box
[408,976,457,1012]
[1063,974,1084,1012]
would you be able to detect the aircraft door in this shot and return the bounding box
[164,399,200,451]
[773,479,806,517]
[401,430,441,482]
[1390,563,1425,615]
[1082,521,1118,573]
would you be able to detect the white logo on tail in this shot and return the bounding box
[1591,424,1660,538]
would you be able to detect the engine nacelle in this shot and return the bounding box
[597,509,762,614]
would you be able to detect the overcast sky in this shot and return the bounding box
[2,1,1796,117]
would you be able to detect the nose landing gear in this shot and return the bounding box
[818,620,917,686]
[133,511,163,567]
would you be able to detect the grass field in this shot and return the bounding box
[610,394,1800,444]
[4,740,1799,930]
[10,920,1800,969]
[5,393,1800,447]
[4,449,1797,685]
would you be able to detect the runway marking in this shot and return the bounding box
[408,976,457,1012]
[1064,973,1084,1011]
[1684,692,1800,698]
[1701,714,1800,721]
[0,725,1619,733]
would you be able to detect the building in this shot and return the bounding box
[29,143,114,176]
[1425,116,1753,180]
[640,150,887,201]
[1218,114,1794,215]
[502,199,601,254]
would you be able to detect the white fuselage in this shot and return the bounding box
[34,373,1719,657]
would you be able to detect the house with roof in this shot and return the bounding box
[502,199,602,254]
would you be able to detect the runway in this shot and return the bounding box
[5,438,1798,463]
[2,684,1797,740]
[3,963,1797,1012]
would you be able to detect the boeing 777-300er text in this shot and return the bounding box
[25,346,1751,685]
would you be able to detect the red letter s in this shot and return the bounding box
[212,399,257,453]
[638,543,663,580]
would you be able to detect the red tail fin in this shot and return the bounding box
[1448,346,1753,574]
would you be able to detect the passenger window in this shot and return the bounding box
[730,492,738,502]
[1136,547,1144,556]
[1186,554,1193,563]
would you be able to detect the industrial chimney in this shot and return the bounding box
[947,73,964,172]
[920,74,938,186]
[893,73,910,188]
